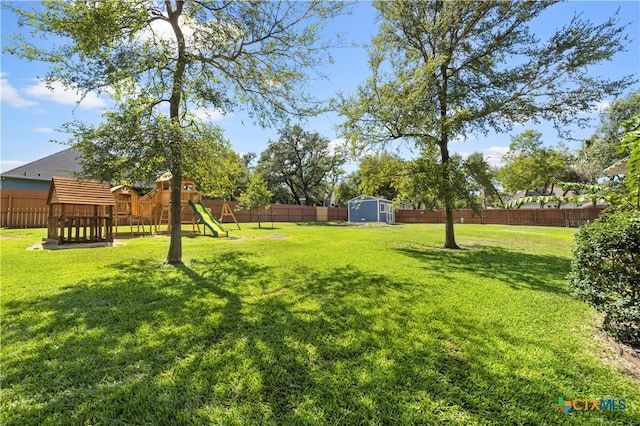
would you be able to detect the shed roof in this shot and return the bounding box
[348,195,393,203]
[47,176,116,206]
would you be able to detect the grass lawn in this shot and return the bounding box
[1,223,638,425]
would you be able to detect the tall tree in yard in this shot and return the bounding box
[498,130,576,197]
[339,0,632,249]
[257,125,345,206]
[5,0,346,264]
[237,173,273,229]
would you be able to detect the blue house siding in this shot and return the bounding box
[0,177,51,191]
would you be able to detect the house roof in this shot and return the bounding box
[1,148,83,182]
[510,186,577,200]
[47,176,116,206]
[603,156,630,177]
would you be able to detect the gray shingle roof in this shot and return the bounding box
[603,156,630,177]
[1,148,83,181]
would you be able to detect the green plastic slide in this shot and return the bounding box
[189,200,228,237]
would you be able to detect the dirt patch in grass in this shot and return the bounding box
[598,331,640,381]
[27,240,126,251]
[233,234,289,241]
[264,234,288,239]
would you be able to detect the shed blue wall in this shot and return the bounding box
[379,203,388,222]
[348,198,379,222]
[348,197,395,223]
[350,199,377,222]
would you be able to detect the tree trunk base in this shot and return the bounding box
[442,241,463,250]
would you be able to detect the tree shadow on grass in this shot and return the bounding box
[2,252,637,424]
[395,244,572,295]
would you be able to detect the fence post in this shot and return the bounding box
[7,193,13,228]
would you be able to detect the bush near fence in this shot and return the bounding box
[1,189,603,229]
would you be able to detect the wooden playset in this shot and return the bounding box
[111,173,239,236]
[136,172,201,233]
[46,174,239,243]
[111,184,156,235]
[46,176,115,244]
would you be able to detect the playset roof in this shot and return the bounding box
[47,176,116,206]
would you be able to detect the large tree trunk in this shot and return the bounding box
[440,141,461,250]
[167,166,183,264]
[165,1,186,265]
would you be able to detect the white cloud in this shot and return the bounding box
[191,107,227,122]
[328,138,346,155]
[33,127,54,133]
[1,160,27,173]
[0,73,38,108]
[483,146,509,167]
[593,100,610,113]
[457,146,508,167]
[23,80,107,110]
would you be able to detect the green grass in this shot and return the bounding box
[1,224,638,425]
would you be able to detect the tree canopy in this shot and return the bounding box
[620,113,640,209]
[464,152,503,209]
[499,130,575,197]
[6,0,346,263]
[237,173,272,228]
[339,0,632,248]
[256,125,345,206]
[578,91,640,181]
[357,153,404,201]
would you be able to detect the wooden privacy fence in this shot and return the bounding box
[0,190,49,227]
[0,208,49,228]
[1,188,604,229]
[0,196,348,228]
[201,201,347,224]
[395,207,605,227]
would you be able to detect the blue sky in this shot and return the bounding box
[1,1,638,174]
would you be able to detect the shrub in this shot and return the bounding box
[568,210,640,347]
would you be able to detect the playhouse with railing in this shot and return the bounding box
[47,176,116,244]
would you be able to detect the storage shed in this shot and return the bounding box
[47,177,116,244]
[347,195,395,223]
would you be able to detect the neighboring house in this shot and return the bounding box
[0,148,83,191]
[507,187,582,209]
[603,156,630,178]
[348,195,395,223]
